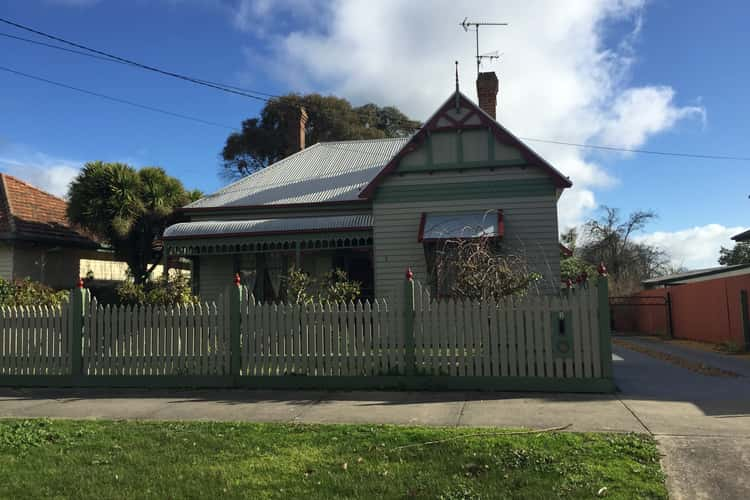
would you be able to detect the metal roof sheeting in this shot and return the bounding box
[164,215,373,239]
[186,138,410,209]
[422,211,500,240]
[642,263,750,287]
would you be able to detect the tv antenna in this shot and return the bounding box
[460,18,508,75]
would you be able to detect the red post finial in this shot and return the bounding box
[76,278,85,289]
[597,262,608,277]
[405,267,414,281]
[234,273,241,285]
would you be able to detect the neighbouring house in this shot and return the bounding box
[164,72,572,301]
[642,264,750,289]
[732,228,750,242]
[612,264,750,348]
[0,173,158,288]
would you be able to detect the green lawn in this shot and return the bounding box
[0,419,666,499]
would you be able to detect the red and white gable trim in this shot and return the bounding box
[358,91,572,198]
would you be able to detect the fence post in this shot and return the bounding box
[69,278,87,377]
[596,263,613,378]
[740,290,750,351]
[230,274,243,377]
[403,268,416,376]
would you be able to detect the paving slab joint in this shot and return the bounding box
[292,394,326,422]
[455,400,467,426]
[617,396,652,435]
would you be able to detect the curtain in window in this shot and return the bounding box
[239,254,257,294]
[267,253,284,297]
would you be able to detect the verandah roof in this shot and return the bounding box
[163,215,373,256]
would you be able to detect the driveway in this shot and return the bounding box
[613,336,750,500]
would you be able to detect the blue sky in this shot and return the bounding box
[0,0,747,268]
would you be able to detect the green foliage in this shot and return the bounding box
[67,162,200,284]
[718,241,750,265]
[221,93,420,179]
[116,273,197,306]
[560,255,597,283]
[0,419,71,453]
[0,278,68,307]
[0,420,668,499]
[283,267,361,304]
[320,269,362,304]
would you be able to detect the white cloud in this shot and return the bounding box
[635,224,747,269]
[598,86,705,149]
[225,0,328,36]
[231,0,703,229]
[0,148,82,198]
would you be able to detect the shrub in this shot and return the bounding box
[0,278,69,307]
[116,272,197,306]
[284,267,361,304]
[430,237,541,300]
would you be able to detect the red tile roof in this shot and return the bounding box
[0,173,100,248]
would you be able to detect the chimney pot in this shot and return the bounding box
[286,106,308,156]
[476,72,499,119]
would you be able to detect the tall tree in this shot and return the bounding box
[67,161,200,284]
[578,207,669,294]
[221,93,421,179]
[719,241,750,265]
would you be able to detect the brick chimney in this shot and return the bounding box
[476,72,499,119]
[285,106,308,156]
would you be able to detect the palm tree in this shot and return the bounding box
[67,161,200,283]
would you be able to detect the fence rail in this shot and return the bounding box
[0,274,614,392]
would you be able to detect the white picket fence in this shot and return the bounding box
[240,290,402,376]
[0,305,69,376]
[413,283,602,379]
[83,297,229,376]
[0,282,607,383]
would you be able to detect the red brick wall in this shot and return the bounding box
[612,274,750,345]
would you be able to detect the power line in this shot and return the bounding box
[0,31,119,62]
[1,17,747,162]
[0,30,284,100]
[518,137,750,162]
[0,65,237,131]
[0,16,271,102]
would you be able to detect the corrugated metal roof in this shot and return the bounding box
[186,138,410,209]
[164,215,373,239]
[422,211,500,240]
[642,263,750,286]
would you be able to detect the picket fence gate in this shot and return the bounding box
[0,274,614,392]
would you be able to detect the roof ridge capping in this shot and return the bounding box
[319,136,413,145]
[357,90,572,199]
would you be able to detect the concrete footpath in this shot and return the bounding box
[1,337,749,499]
[0,388,649,431]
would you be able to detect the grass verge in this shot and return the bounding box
[0,419,666,499]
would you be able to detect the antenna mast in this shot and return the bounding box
[460,18,508,75]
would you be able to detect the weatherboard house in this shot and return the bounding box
[163,72,572,301]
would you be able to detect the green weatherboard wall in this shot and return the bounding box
[374,178,555,203]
